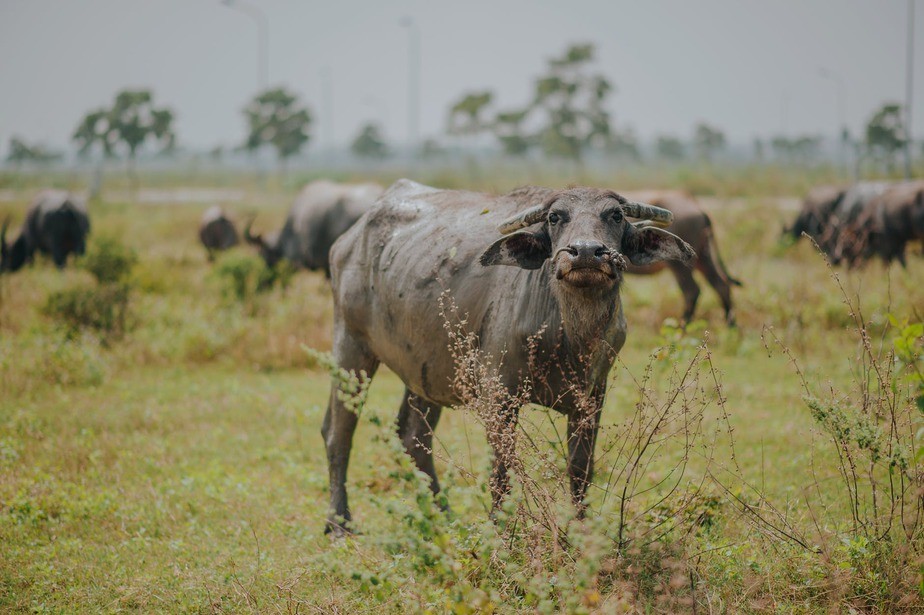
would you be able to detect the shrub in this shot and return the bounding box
[42,236,137,343]
[43,283,131,342]
[78,235,138,284]
[212,253,294,312]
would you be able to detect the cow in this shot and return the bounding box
[244,179,383,276]
[1,190,90,273]
[853,180,924,267]
[198,205,239,261]
[322,179,695,534]
[621,190,741,325]
[827,182,891,265]
[785,185,845,246]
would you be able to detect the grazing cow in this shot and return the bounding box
[245,179,383,275]
[785,185,845,245]
[1,190,90,272]
[322,180,694,534]
[827,182,891,265]
[622,190,741,325]
[853,180,924,267]
[198,205,239,261]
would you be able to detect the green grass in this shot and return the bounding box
[1,174,923,612]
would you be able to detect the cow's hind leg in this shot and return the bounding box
[668,262,701,324]
[396,390,445,502]
[696,255,736,326]
[322,325,379,535]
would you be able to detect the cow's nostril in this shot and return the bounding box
[563,246,578,256]
[594,246,608,257]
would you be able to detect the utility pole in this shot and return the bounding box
[400,17,420,166]
[904,0,916,179]
[819,67,848,176]
[222,0,269,91]
[321,67,334,166]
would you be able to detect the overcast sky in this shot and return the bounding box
[1,0,921,153]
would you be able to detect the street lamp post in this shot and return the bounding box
[399,17,420,165]
[904,0,915,179]
[222,0,269,91]
[818,67,848,177]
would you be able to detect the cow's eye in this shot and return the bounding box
[610,209,624,223]
[548,212,561,224]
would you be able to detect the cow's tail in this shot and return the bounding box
[704,219,742,287]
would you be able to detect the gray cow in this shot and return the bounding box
[827,182,891,265]
[854,180,924,267]
[198,205,239,261]
[1,190,90,272]
[245,179,383,275]
[322,180,694,534]
[785,185,846,245]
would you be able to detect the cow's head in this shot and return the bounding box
[480,188,694,292]
[244,218,283,267]
[0,217,29,274]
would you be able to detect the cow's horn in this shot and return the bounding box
[621,201,674,227]
[498,204,549,234]
[243,217,263,246]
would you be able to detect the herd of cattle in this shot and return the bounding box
[785,179,924,268]
[3,177,922,532]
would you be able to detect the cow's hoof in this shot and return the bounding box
[324,520,358,538]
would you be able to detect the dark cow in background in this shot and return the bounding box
[785,184,845,245]
[827,182,891,265]
[198,205,239,261]
[622,190,741,325]
[851,180,924,267]
[245,179,383,275]
[784,182,919,268]
[1,190,90,272]
[322,179,694,534]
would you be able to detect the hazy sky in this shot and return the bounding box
[1,0,921,153]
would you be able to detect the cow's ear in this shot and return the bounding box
[480,230,551,269]
[621,225,695,266]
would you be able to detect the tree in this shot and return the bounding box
[6,137,62,166]
[770,135,822,165]
[421,138,446,159]
[655,135,685,161]
[493,109,532,157]
[72,109,114,158]
[607,127,641,162]
[530,43,613,163]
[693,123,726,162]
[107,90,175,164]
[864,103,907,173]
[351,122,389,159]
[447,91,494,137]
[242,87,312,173]
[71,89,175,188]
[752,138,765,162]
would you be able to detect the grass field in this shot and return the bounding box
[1,171,923,613]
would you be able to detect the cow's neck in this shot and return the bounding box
[552,283,625,386]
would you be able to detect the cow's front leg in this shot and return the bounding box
[488,404,520,516]
[567,399,602,518]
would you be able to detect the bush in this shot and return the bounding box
[213,253,294,311]
[43,283,132,342]
[79,235,138,284]
[42,236,137,343]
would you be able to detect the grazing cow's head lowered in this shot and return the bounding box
[243,218,284,268]
[481,187,693,292]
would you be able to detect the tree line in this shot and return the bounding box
[5,42,916,174]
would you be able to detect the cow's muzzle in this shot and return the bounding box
[554,242,627,287]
